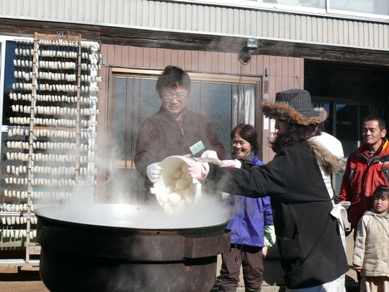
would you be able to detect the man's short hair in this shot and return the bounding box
[156,65,191,96]
[363,115,386,131]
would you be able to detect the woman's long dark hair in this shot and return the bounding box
[231,123,259,155]
[270,122,318,153]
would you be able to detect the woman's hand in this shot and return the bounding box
[264,225,276,246]
[187,161,209,180]
[221,159,241,168]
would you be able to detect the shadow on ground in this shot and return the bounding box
[0,269,41,281]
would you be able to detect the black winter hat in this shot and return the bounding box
[262,89,327,125]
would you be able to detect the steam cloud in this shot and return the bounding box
[34,133,233,229]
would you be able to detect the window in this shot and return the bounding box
[109,69,261,197]
[175,0,389,20]
[330,0,388,16]
[263,0,325,9]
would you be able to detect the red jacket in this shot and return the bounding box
[339,138,389,228]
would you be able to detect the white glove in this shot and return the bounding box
[264,225,276,247]
[221,159,241,168]
[146,162,163,183]
[201,150,218,160]
[187,161,210,180]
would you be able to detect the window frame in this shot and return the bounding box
[109,67,263,169]
[170,0,389,22]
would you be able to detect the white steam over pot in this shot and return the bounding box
[34,155,231,230]
[35,201,231,230]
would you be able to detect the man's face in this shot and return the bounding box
[160,86,189,117]
[362,120,386,150]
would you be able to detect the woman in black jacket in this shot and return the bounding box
[187,89,348,291]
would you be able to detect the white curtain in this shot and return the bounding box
[233,85,255,127]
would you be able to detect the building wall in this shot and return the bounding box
[100,44,304,162]
[0,0,388,51]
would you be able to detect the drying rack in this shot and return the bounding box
[0,32,101,266]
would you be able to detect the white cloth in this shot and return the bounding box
[285,273,346,292]
[201,150,218,160]
[264,225,276,246]
[330,203,350,248]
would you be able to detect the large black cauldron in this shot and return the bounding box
[35,204,231,292]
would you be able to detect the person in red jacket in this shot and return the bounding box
[339,115,389,284]
[339,115,389,230]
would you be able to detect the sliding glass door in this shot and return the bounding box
[109,69,261,199]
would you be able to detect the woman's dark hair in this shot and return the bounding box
[270,122,318,153]
[373,185,389,200]
[231,123,259,155]
[156,65,191,96]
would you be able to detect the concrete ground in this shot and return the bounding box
[213,232,359,292]
[0,233,359,292]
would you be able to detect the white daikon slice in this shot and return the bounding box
[174,178,188,191]
[181,162,189,173]
[168,192,182,205]
[172,170,182,179]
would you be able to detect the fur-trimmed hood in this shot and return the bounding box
[309,132,344,173]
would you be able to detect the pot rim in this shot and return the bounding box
[35,203,230,231]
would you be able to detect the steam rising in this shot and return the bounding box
[34,138,232,230]
[35,193,232,229]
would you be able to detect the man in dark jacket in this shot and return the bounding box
[186,89,349,290]
[134,65,226,202]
